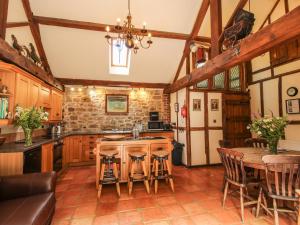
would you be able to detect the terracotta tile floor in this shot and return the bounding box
[52,166,296,225]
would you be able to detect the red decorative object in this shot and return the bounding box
[181,103,187,118]
[196,48,205,63]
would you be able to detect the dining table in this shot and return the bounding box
[232,147,300,170]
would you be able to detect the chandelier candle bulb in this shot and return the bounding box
[106,26,110,33]
[116,18,121,25]
[143,22,146,29]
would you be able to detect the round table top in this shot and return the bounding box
[232,147,300,170]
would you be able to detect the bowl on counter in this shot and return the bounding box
[0,136,6,145]
[103,135,126,140]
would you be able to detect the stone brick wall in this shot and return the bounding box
[63,87,170,132]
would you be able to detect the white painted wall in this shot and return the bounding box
[209,130,223,164]
[263,79,279,116]
[208,93,222,127]
[189,92,204,127]
[249,59,300,141]
[190,131,206,165]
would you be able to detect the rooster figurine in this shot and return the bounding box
[11,35,24,55]
[23,45,31,58]
[29,43,42,66]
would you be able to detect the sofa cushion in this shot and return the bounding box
[0,193,55,225]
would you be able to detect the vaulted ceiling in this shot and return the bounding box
[5,0,298,84]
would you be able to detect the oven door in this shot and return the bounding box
[53,140,63,172]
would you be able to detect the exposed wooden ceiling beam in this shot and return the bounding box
[57,78,169,89]
[218,0,248,44]
[165,6,300,93]
[0,38,63,90]
[259,0,280,30]
[21,0,53,76]
[0,0,9,39]
[172,0,210,83]
[210,0,222,57]
[33,16,211,43]
[6,21,29,28]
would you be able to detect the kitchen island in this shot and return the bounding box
[95,136,173,188]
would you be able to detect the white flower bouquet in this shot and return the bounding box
[247,115,288,154]
[14,106,48,146]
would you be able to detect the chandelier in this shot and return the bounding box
[105,0,153,54]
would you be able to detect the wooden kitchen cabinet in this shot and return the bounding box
[29,79,41,107]
[50,90,63,121]
[15,73,30,107]
[40,85,51,108]
[68,136,83,163]
[62,136,70,166]
[82,135,98,161]
[41,143,53,172]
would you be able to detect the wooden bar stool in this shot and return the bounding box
[128,151,150,195]
[150,150,174,194]
[97,150,121,199]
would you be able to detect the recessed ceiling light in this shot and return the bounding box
[70,87,75,91]
[78,88,82,91]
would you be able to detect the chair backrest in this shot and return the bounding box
[217,148,246,185]
[262,155,300,198]
[245,138,268,148]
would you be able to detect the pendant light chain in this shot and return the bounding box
[128,0,131,15]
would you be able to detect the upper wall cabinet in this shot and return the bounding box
[29,79,41,107]
[15,74,30,107]
[0,63,64,123]
[40,85,51,108]
[50,90,63,121]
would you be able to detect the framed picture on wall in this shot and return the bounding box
[105,94,129,114]
[211,99,219,111]
[286,99,300,114]
[193,99,201,111]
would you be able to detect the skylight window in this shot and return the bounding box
[109,39,131,75]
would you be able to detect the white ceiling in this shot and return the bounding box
[5,0,297,84]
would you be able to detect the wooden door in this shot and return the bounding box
[15,74,29,107]
[29,80,40,107]
[223,93,251,147]
[40,85,51,108]
[69,136,82,163]
[41,143,53,172]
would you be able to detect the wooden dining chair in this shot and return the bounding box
[256,155,300,225]
[245,138,268,149]
[217,148,261,223]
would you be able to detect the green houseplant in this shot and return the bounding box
[247,115,288,154]
[14,106,48,146]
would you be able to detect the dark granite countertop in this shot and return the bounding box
[0,130,174,153]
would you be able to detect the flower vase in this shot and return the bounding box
[268,138,279,154]
[23,128,33,147]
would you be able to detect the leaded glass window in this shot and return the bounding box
[196,79,208,89]
[213,72,225,89]
[229,65,240,91]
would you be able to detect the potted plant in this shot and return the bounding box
[14,106,48,146]
[247,115,288,154]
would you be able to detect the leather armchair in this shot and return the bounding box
[0,172,57,225]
